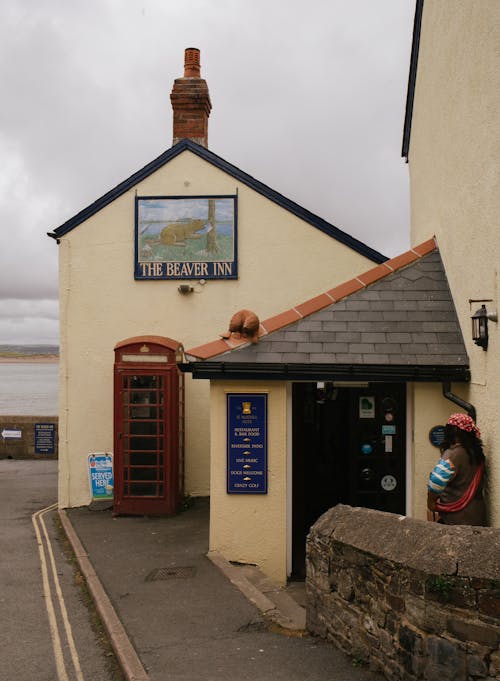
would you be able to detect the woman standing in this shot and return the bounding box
[427,413,486,526]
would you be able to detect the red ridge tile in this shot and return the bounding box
[186,339,230,359]
[224,335,251,349]
[262,309,301,334]
[257,324,268,338]
[412,237,436,256]
[327,278,364,302]
[385,249,419,271]
[295,293,334,318]
[357,263,393,287]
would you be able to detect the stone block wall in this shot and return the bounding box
[0,415,58,459]
[306,505,499,680]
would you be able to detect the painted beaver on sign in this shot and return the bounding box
[160,219,206,246]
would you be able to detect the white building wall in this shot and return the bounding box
[408,1,500,524]
[57,150,376,507]
[209,381,288,585]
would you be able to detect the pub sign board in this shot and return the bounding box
[227,393,268,494]
[135,195,237,280]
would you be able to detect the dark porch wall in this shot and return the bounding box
[306,505,499,680]
[0,415,58,459]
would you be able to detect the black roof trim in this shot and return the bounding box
[180,361,470,383]
[51,139,386,263]
[402,0,424,161]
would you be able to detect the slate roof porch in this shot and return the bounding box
[181,239,470,384]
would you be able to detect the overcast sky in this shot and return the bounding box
[0,0,415,345]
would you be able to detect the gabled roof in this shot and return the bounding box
[49,139,385,263]
[182,237,470,382]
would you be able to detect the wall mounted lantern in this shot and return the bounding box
[471,304,497,350]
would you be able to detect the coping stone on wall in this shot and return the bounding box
[310,504,499,580]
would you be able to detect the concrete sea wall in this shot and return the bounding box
[0,416,58,459]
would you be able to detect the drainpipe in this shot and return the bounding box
[442,383,476,422]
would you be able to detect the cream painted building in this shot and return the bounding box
[50,49,384,513]
[52,22,498,587]
[403,0,500,526]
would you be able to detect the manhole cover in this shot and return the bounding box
[145,566,197,581]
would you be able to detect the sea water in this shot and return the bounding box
[0,363,58,415]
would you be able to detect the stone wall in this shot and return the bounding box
[306,505,499,680]
[0,416,58,459]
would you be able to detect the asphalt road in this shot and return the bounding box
[0,459,123,681]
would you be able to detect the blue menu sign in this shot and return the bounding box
[88,453,114,500]
[227,393,267,494]
[35,423,55,454]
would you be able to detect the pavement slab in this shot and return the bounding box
[65,498,384,681]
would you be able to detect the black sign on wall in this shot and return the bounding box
[35,423,56,454]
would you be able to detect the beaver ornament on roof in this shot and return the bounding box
[220,309,260,344]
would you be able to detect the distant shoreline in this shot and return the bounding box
[0,355,59,364]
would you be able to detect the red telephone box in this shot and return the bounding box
[113,336,184,516]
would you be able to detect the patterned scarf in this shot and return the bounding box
[447,413,481,439]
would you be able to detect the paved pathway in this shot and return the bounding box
[0,459,121,681]
[68,499,384,680]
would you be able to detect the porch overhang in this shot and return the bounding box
[180,362,470,383]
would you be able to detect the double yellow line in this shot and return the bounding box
[32,503,85,681]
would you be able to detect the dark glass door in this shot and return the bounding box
[292,382,406,577]
[347,385,406,513]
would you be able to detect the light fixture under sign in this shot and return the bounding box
[178,284,194,295]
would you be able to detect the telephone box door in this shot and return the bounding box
[113,337,184,516]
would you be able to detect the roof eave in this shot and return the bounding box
[49,139,386,263]
[180,362,470,383]
[402,0,425,161]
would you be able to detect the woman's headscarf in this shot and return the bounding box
[447,413,481,439]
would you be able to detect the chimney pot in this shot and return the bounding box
[184,48,201,77]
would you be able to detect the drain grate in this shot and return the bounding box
[145,566,197,581]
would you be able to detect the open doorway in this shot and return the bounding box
[291,382,406,578]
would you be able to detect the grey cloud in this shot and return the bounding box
[0,0,415,343]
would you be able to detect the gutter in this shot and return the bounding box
[179,362,470,384]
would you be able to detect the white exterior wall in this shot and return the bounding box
[408,1,500,524]
[410,383,471,521]
[209,381,288,585]
[58,150,375,507]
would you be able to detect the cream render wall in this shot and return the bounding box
[209,381,288,585]
[408,1,500,524]
[411,383,472,521]
[58,149,376,508]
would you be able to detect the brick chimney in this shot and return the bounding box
[170,48,212,148]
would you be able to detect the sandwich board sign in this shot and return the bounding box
[88,452,114,500]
